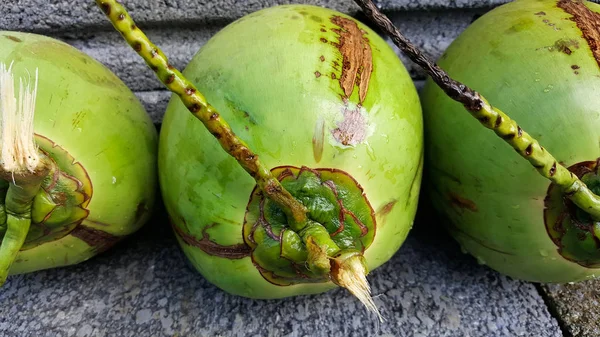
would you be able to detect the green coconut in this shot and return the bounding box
[0,32,157,284]
[96,0,422,316]
[420,0,600,282]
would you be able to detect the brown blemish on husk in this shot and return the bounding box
[134,201,148,223]
[406,152,424,205]
[446,221,515,255]
[330,16,373,103]
[538,38,580,54]
[71,110,87,129]
[312,119,325,163]
[311,15,323,23]
[558,0,600,67]
[377,200,397,225]
[448,192,478,212]
[5,35,22,43]
[331,106,367,146]
[172,221,251,259]
[70,225,122,253]
[555,38,579,55]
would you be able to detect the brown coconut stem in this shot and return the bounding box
[353,0,600,220]
[95,0,310,228]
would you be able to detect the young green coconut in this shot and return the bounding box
[354,0,600,283]
[96,0,423,319]
[0,32,157,285]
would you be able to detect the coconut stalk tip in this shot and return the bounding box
[331,253,383,322]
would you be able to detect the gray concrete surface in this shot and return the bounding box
[0,0,506,33]
[0,209,561,337]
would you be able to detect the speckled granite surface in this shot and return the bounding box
[0,0,506,33]
[541,282,600,337]
[0,208,561,337]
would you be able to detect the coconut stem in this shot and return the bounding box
[0,169,48,285]
[354,0,600,220]
[95,0,311,228]
[331,251,383,322]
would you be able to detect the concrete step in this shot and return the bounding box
[0,208,561,337]
[0,0,507,33]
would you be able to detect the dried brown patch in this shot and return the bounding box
[70,225,122,253]
[558,0,600,68]
[172,221,251,259]
[445,221,515,256]
[331,106,367,146]
[5,35,22,42]
[134,201,149,223]
[312,119,325,163]
[448,192,478,212]
[554,38,579,54]
[377,200,397,221]
[330,16,373,103]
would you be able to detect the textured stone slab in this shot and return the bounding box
[541,282,600,337]
[376,0,507,11]
[0,208,560,337]
[134,90,171,123]
[1,0,358,33]
[386,9,485,78]
[61,26,222,93]
[0,0,504,33]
